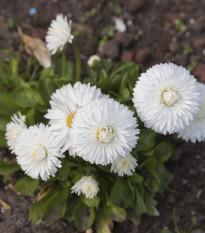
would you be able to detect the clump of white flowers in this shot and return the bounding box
[46,14,74,54]
[111,154,138,176]
[5,112,27,153]
[71,176,99,198]
[133,63,201,135]
[15,124,64,181]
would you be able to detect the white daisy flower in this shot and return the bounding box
[71,176,99,199]
[133,63,201,135]
[5,112,27,154]
[46,14,74,54]
[70,98,139,165]
[15,124,64,181]
[177,83,205,142]
[111,153,138,176]
[45,82,103,153]
[87,55,100,67]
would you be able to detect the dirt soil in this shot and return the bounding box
[0,0,205,232]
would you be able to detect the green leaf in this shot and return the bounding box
[0,158,21,182]
[154,142,173,163]
[54,77,68,88]
[140,158,157,172]
[95,211,113,233]
[15,177,38,195]
[119,86,130,98]
[29,187,68,224]
[40,67,55,77]
[0,91,19,115]
[0,131,7,147]
[64,198,79,221]
[127,65,139,90]
[110,178,133,208]
[81,195,100,207]
[58,160,71,180]
[136,129,156,151]
[74,201,95,231]
[12,87,43,108]
[128,173,143,184]
[0,114,10,132]
[106,205,126,222]
[39,77,56,105]
[135,189,147,215]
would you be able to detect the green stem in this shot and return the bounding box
[62,49,66,77]
[73,40,81,81]
[173,208,180,233]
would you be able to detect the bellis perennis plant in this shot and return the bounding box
[0,13,203,233]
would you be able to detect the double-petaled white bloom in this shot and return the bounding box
[70,98,139,165]
[87,55,100,67]
[46,14,74,54]
[133,63,201,135]
[15,124,63,181]
[111,153,138,176]
[71,176,99,198]
[178,83,205,142]
[5,112,27,154]
[45,82,103,153]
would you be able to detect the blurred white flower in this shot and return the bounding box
[5,112,27,154]
[45,82,103,153]
[111,154,138,176]
[46,14,74,54]
[178,83,205,142]
[114,17,126,33]
[71,176,99,198]
[70,98,139,165]
[133,63,201,135]
[15,124,63,181]
[87,55,100,67]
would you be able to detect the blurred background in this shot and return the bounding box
[0,0,205,232]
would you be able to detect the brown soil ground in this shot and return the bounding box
[0,0,205,232]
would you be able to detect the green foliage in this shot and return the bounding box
[81,195,100,207]
[187,61,197,72]
[0,158,20,182]
[183,44,193,55]
[74,201,95,231]
[174,19,187,32]
[29,186,68,224]
[12,87,43,108]
[0,91,19,115]
[108,3,122,15]
[15,177,39,195]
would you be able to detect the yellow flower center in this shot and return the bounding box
[32,145,47,162]
[97,127,114,144]
[161,88,179,106]
[86,186,92,193]
[66,112,76,128]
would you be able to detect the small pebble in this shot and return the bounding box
[196,189,202,199]
[127,20,133,26]
[189,18,195,24]
[1,207,6,213]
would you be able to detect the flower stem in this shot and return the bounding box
[73,40,81,81]
[62,49,66,77]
